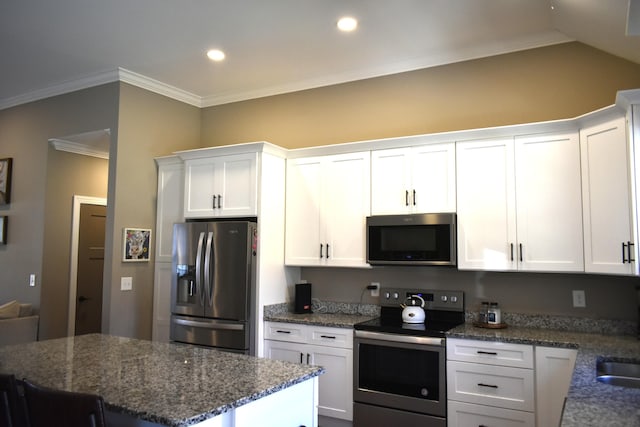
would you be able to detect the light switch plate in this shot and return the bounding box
[121,277,133,291]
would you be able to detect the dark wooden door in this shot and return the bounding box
[75,203,106,335]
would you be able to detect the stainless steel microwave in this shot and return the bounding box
[366,213,457,266]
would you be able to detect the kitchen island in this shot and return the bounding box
[0,334,323,427]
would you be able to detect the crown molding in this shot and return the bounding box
[0,68,203,111]
[49,139,110,159]
[117,68,202,107]
[0,69,120,111]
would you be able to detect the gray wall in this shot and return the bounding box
[103,83,200,338]
[0,84,119,321]
[41,148,109,339]
[300,268,640,321]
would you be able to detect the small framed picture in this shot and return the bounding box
[0,158,13,205]
[0,216,6,244]
[123,228,151,262]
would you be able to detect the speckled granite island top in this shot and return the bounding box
[448,323,640,426]
[0,334,323,427]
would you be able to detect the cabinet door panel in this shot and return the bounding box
[581,117,635,274]
[263,339,304,364]
[515,133,583,272]
[184,158,218,217]
[456,138,516,270]
[285,158,323,265]
[371,148,411,215]
[412,143,456,213]
[324,152,370,266]
[219,154,257,216]
[310,345,353,420]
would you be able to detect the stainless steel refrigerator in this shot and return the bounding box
[170,220,257,355]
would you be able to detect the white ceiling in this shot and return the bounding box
[1,0,639,111]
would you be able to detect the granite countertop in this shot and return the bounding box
[0,334,323,427]
[264,300,379,328]
[447,323,640,426]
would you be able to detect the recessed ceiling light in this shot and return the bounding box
[206,49,226,61]
[337,16,358,32]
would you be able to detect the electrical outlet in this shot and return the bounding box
[121,277,133,291]
[29,274,36,287]
[370,282,380,297]
[572,290,586,308]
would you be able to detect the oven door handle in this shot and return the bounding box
[354,330,444,346]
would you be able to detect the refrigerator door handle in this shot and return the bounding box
[204,231,214,307]
[195,232,206,307]
[172,317,245,331]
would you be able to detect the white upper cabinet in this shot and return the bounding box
[457,137,517,270]
[285,151,370,267]
[371,142,456,214]
[514,132,584,272]
[457,132,584,272]
[183,152,257,218]
[580,116,636,275]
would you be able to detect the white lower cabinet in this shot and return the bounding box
[535,346,577,427]
[264,322,353,421]
[448,401,535,427]
[447,338,576,427]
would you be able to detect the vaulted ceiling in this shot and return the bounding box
[1,0,639,110]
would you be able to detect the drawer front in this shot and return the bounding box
[448,400,535,427]
[264,322,308,343]
[308,326,353,349]
[447,361,535,412]
[447,338,534,368]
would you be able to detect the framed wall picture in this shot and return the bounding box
[123,228,151,262]
[0,158,12,205]
[0,216,6,244]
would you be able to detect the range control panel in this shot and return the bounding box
[380,287,464,312]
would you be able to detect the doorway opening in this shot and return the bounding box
[67,195,107,336]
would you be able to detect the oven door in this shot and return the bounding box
[354,330,446,417]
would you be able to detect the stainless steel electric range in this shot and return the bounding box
[353,287,465,427]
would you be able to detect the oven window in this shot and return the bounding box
[358,343,440,401]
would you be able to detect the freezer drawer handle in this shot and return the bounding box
[276,330,292,334]
[173,318,244,331]
[320,335,336,339]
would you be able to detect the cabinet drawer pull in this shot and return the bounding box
[622,242,628,263]
[217,194,222,209]
[276,330,291,334]
[300,352,304,364]
[212,195,218,209]
[629,241,635,262]
[477,350,498,355]
[405,190,409,206]
[326,244,330,259]
[320,335,336,339]
[413,189,416,206]
[306,353,310,364]
[320,244,324,258]
[477,383,498,389]
[510,243,514,261]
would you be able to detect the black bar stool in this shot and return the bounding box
[0,373,28,427]
[22,379,106,427]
